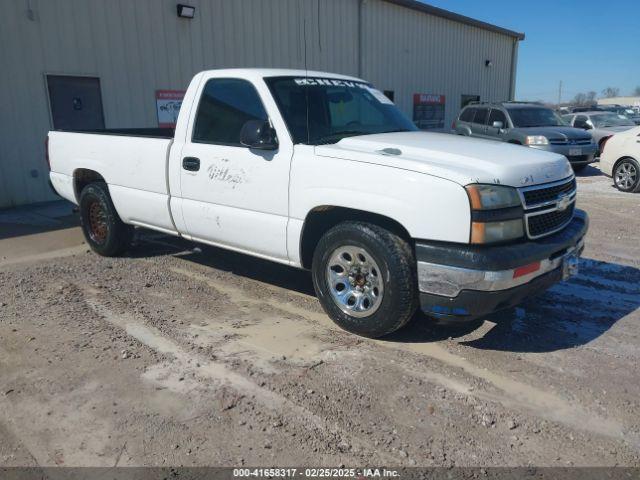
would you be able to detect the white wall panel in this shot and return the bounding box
[0,0,518,208]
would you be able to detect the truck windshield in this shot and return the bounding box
[265,76,417,145]
[507,107,567,128]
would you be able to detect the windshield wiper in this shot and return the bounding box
[382,128,413,133]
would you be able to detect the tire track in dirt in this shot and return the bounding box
[163,261,639,452]
[79,285,397,464]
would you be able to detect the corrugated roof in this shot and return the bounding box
[383,0,525,40]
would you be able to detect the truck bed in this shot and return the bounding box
[55,128,175,138]
[48,130,177,234]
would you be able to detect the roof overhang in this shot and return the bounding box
[383,0,525,40]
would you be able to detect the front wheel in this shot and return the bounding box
[311,222,419,338]
[613,158,640,193]
[79,182,133,256]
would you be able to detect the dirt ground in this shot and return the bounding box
[1,165,639,468]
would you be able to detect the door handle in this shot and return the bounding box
[182,157,200,171]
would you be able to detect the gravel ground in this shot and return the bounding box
[1,166,639,467]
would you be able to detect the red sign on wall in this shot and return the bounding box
[156,90,186,128]
[413,93,446,130]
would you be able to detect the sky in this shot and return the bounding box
[422,0,640,103]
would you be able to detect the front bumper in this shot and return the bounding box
[530,144,597,166]
[416,210,588,321]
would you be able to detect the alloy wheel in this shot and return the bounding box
[326,245,384,317]
[615,161,638,191]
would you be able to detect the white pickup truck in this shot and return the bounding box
[48,68,588,337]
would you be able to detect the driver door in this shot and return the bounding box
[178,77,293,262]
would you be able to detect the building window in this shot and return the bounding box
[383,90,395,102]
[461,94,480,108]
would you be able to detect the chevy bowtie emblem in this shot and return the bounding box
[557,194,571,211]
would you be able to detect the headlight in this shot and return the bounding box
[524,135,549,145]
[470,219,524,244]
[466,185,524,244]
[465,184,521,210]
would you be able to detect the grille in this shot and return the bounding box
[522,178,576,207]
[527,204,575,238]
[549,138,592,145]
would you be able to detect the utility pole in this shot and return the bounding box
[558,80,562,106]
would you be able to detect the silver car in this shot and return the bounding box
[453,102,597,171]
[563,111,636,155]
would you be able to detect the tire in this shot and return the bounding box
[572,164,588,172]
[311,221,419,338]
[613,157,640,193]
[79,182,133,256]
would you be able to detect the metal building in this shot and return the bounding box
[598,97,640,108]
[0,0,524,209]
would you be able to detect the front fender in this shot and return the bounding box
[290,156,471,244]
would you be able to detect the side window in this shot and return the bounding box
[459,108,475,122]
[488,109,507,127]
[192,78,268,146]
[473,108,489,125]
[573,115,589,129]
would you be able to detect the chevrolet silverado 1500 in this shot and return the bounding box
[48,69,588,337]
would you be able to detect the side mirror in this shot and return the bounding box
[240,119,278,150]
[492,121,504,129]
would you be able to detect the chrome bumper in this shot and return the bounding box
[417,239,584,298]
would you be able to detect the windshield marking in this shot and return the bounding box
[294,78,369,88]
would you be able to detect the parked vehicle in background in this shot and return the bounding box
[599,105,640,125]
[47,69,588,338]
[563,111,637,155]
[569,106,604,113]
[599,126,640,192]
[453,102,597,171]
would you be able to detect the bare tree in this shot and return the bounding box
[601,87,620,98]
[586,91,597,103]
[572,93,587,105]
[633,86,640,96]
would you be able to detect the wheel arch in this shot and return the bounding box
[599,135,612,149]
[613,155,638,170]
[73,168,106,203]
[299,206,413,270]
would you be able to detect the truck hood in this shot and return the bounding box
[517,126,592,141]
[316,131,573,187]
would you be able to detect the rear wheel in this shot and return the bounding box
[572,164,588,173]
[79,182,133,256]
[311,222,418,338]
[613,158,640,193]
